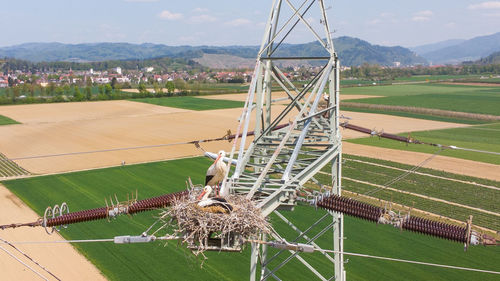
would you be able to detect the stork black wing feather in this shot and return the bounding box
[205,175,214,186]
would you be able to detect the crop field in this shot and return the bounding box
[0,114,18,125]
[318,154,500,230]
[131,96,245,110]
[341,84,500,116]
[0,86,106,97]
[392,75,481,82]
[462,77,500,84]
[347,123,500,165]
[189,83,249,94]
[2,157,499,281]
[341,106,486,124]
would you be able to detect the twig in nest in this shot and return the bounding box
[159,191,270,256]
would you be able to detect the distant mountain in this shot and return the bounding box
[334,37,426,66]
[0,37,427,67]
[475,51,500,65]
[418,32,500,64]
[0,42,205,62]
[410,39,466,55]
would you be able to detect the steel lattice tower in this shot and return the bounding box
[225,0,345,280]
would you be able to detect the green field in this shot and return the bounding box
[462,77,500,84]
[341,84,500,116]
[319,154,500,230]
[131,96,245,110]
[0,114,19,125]
[2,157,499,280]
[393,75,481,82]
[189,83,249,92]
[347,123,500,165]
[342,107,487,125]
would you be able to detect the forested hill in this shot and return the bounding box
[416,32,500,64]
[475,51,500,65]
[0,37,427,67]
[0,57,206,73]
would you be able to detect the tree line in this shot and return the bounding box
[0,79,195,106]
[341,64,500,81]
[1,57,208,73]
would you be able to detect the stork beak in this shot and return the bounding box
[197,190,206,200]
[214,154,222,164]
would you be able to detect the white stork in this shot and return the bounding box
[196,186,233,214]
[205,150,228,195]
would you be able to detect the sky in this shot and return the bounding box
[1,0,499,48]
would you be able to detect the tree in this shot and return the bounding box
[85,86,92,100]
[73,86,84,101]
[111,77,117,89]
[28,84,36,97]
[165,81,175,94]
[153,82,160,95]
[105,84,112,96]
[63,84,71,95]
[7,76,14,87]
[40,86,46,97]
[173,78,186,90]
[86,77,93,87]
[98,85,104,95]
[55,86,64,96]
[113,83,122,94]
[48,83,56,96]
[138,82,148,94]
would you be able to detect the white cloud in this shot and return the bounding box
[415,10,433,17]
[124,0,158,2]
[367,13,398,25]
[158,10,183,20]
[412,10,433,22]
[189,14,217,23]
[468,1,500,10]
[445,22,456,28]
[412,16,430,22]
[192,7,209,13]
[367,19,381,25]
[226,18,252,27]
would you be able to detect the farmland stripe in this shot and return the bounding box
[344,158,500,191]
[342,176,500,217]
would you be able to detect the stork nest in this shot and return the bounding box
[160,190,270,255]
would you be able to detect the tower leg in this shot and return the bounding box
[250,242,260,281]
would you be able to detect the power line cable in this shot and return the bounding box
[449,146,500,156]
[0,245,49,281]
[9,237,500,276]
[5,238,114,245]
[364,148,444,196]
[318,248,500,276]
[0,237,61,280]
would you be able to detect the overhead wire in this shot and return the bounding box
[0,245,50,281]
[0,237,61,280]
[6,238,115,244]
[7,236,499,276]
[1,121,498,163]
[449,146,500,156]
[364,148,445,196]
[317,248,500,276]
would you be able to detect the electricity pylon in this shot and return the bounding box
[226,0,345,280]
